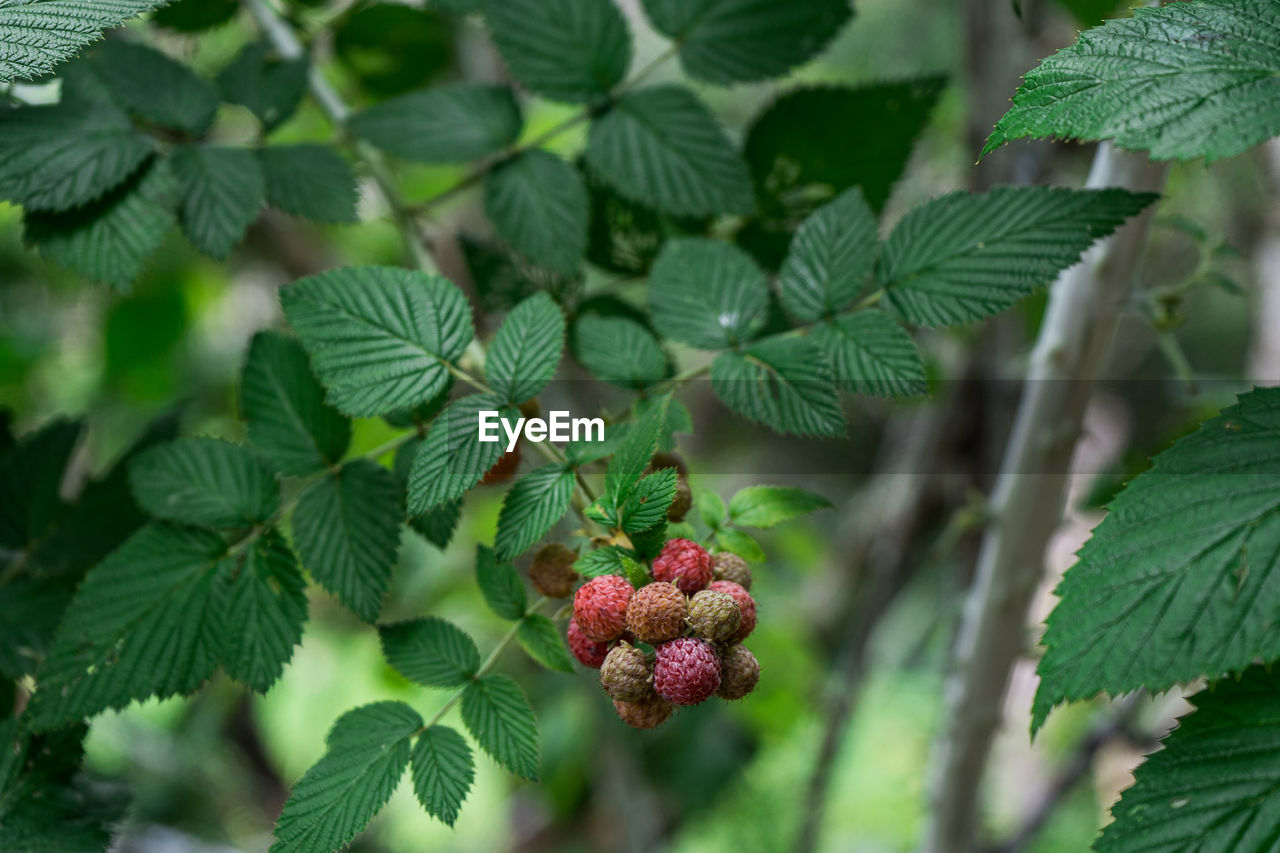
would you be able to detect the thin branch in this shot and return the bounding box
[922,142,1169,853]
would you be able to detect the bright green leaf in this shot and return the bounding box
[171,145,264,259]
[620,467,677,534]
[601,393,669,519]
[711,336,845,437]
[475,544,527,620]
[281,266,473,417]
[696,488,726,530]
[516,613,574,674]
[574,545,641,580]
[292,459,403,623]
[460,674,539,780]
[411,726,474,828]
[649,238,768,349]
[348,83,523,163]
[495,465,575,561]
[728,484,831,528]
[716,527,764,563]
[129,436,279,529]
[379,617,480,688]
[586,85,754,217]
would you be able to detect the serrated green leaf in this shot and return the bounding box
[810,309,926,397]
[281,266,473,417]
[495,465,575,561]
[0,101,153,212]
[711,336,845,437]
[728,485,830,528]
[716,527,764,563]
[484,0,631,104]
[641,0,852,85]
[984,0,1280,163]
[27,523,226,730]
[601,393,669,517]
[573,545,642,580]
[271,701,422,853]
[486,292,566,404]
[217,41,308,131]
[879,187,1160,328]
[396,441,462,548]
[241,331,351,476]
[460,674,539,780]
[411,726,474,828]
[90,39,219,136]
[0,418,80,550]
[348,83,523,163]
[23,156,176,292]
[516,613,574,673]
[171,145,264,259]
[475,544,527,620]
[129,436,279,529]
[649,238,769,349]
[778,187,877,322]
[152,0,239,32]
[1033,387,1280,732]
[586,85,754,217]
[214,529,307,692]
[620,467,677,534]
[407,395,516,514]
[696,488,726,529]
[379,617,480,688]
[258,145,359,223]
[571,314,669,389]
[293,459,403,623]
[484,149,588,276]
[0,0,170,84]
[1095,666,1280,852]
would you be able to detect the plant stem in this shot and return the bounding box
[922,143,1168,853]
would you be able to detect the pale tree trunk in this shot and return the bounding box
[923,143,1169,853]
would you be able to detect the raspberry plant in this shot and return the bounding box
[0,0,1278,851]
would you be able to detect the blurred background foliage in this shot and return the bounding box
[1,0,1273,850]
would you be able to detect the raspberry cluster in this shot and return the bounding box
[566,540,760,729]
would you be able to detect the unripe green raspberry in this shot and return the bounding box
[600,642,654,702]
[686,589,741,642]
[613,693,673,729]
[712,552,752,590]
[530,543,578,598]
[626,581,687,644]
[717,644,760,700]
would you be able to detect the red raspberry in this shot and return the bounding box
[572,575,634,642]
[567,618,608,668]
[709,580,756,641]
[717,644,760,700]
[613,693,673,729]
[625,581,687,644]
[653,637,721,706]
[712,552,752,589]
[651,538,712,594]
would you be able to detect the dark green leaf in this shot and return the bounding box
[23,157,177,292]
[293,459,403,623]
[495,465,575,560]
[649,238,768,349]
[711,336,845,437]
[810,309,926,397]
[984,0,1280,163]
[0,418,80,550]
[516,613,574,673]
[411,726,474,828]
[333,3,452,97]
[241,330,352,476]
[475,544,527,620]
[572,314,668,389]
[1033,386,1280,731]
[171,145,264,259]
[584,165,708,275]
[271,701,422,853]
[641,0,852,85]
[778,187,877,322]
[879,187,1160,327]
[379,617,480,688]
[460,674,539,780]
[485,0,631,103]
[0,0,170,84]
[600,393,668,519]
[486,292,566,404]
[281,265,473,417]
[129,437,279,529]
[728,484,830,528]
[90,39,219,136]
[258,144,359,223]
[586,86,754,217]
[349,83,522,163]
[461,234,582,316]
[153,0,239,32]
[215,529,307,692]
[484,149,588,276]
[407,394,516,513]
[217,41,308,131]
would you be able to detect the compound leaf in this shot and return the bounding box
[281,266,473,417]
[778,187,878,323]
